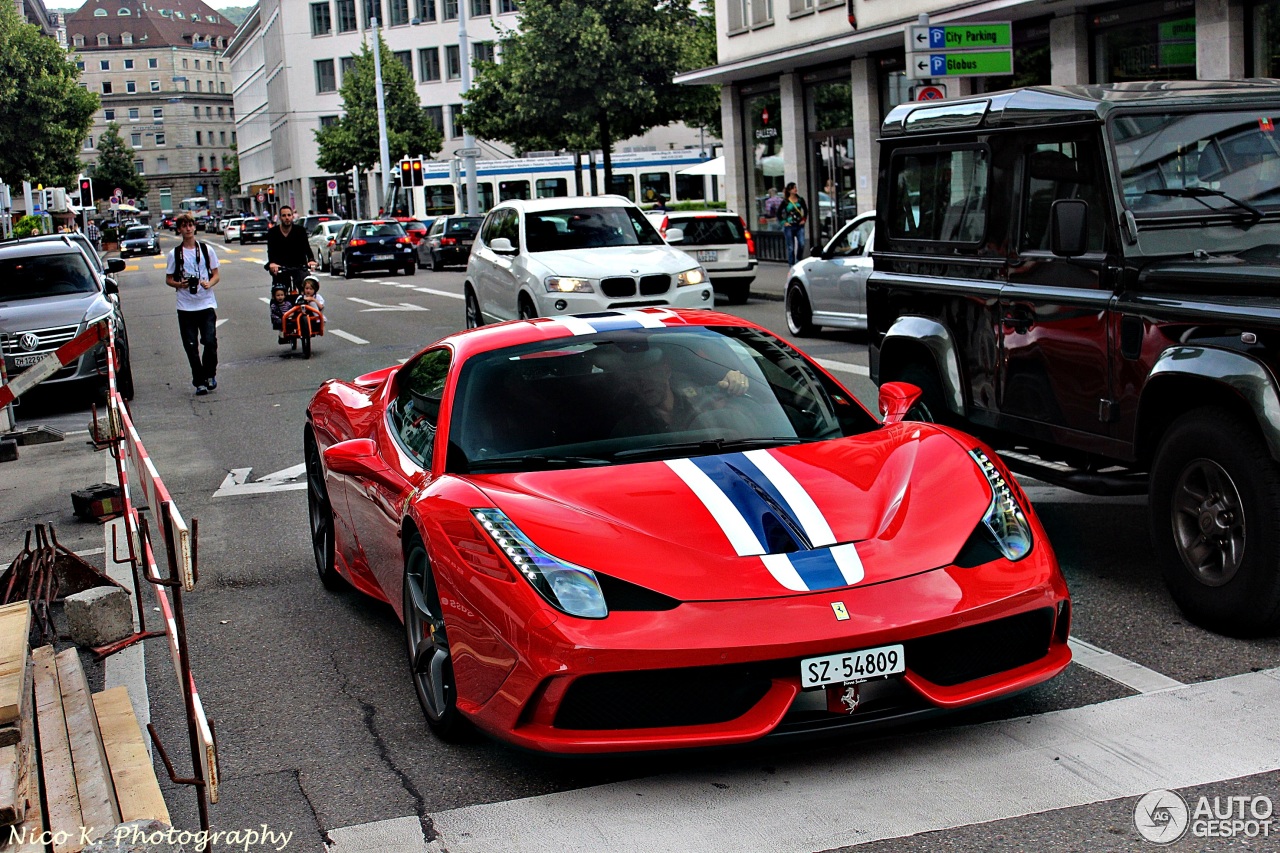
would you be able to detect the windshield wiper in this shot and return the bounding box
[466,455,612,472]
[1143,187,1264,223]
[613,437,802,462]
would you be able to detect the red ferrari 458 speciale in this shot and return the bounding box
[305,307,1071,753]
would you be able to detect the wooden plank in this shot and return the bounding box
[53,650,118,844]
[0,604,31,727]
[1,703,46,853]
[92,688,169,824]
[0,662,32,827]
[32,646,80,853]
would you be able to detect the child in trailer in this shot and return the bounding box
[298,277,325,312]
[269,285,291,330]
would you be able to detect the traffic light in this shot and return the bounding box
[411,158,424,187]
[268,186,275,198]
[79,177,93,203]
[400,158,413,187]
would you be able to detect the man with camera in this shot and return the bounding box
[165,212,222,395]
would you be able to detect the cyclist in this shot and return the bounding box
[266,205,316,293]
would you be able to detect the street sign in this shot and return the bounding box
[326,179,339,197]
[914,85,947,101]
[910,23,1012,51]
[907,50,1013,79]
[257,192,265,203]
[455,147,482,158]
[114,187,122,197]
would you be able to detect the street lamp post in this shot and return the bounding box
[372,18,393,213]
[458,1,478,215]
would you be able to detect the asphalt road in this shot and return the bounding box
[2,231,1278,853]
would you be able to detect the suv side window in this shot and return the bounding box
[480,210,502,244]
[496,209,520,246]
[389,348,452,467]
[889,147,989,243]
[1021,140,1107,253]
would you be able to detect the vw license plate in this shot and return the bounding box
[697,250,718,262]
[13,354,44,368]
[372,254,393,261]
[801,644,905,689]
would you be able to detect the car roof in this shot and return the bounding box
[494,195,639,214]
[0,239,92,262]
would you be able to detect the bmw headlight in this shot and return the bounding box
[545,276,595,294]
[471,509,607,618]
[968,449,1033,561]
[675,267,707,287]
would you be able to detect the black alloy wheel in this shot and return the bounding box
[431,250,443,272]
[896,364,953,426]
[464,287,483,329]
[344,258,356,279]
[403,532,466,739]
[785,283,817,337]
[305,431,342,590]
[518,295,537,321]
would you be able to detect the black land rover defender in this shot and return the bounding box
[868,81,1280,636]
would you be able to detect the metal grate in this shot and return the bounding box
[1,324,80,355]
[555,664,774,730]
[600,277,636,298]
[904,607,1056,686]
[639,274,670,295]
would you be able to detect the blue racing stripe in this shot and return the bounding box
[577,313,646,333]
[784,549,851,591]
[689,454,808,553]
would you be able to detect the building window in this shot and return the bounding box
[311,2,332,35]
[99,59,110,70]
[752,0,774,26]
[122,33,133,45]
[128,107,139,120]
[220,82,226,93]
[362,0,381,27]
[155,132,166,146]
[206,60,213,70]
[84,137,94,149]
[220,131,227,144]
[471,0,491,14]
[130,132,142,147]
[196,131,203,144]
[148,57,158,68]
[97,33,108,46]
[76,59,85,70]
[727,0,748,30]
[418,47,440,81]
[449,103,463,138]
[473,41,495,63]
[153,107,164,120]
[389,0,409,25]
[316,59,337,93]
[193,106,200,117]
[445,44,461,79]
[210,155,218,169]
[104,108,115,120]
[117,7,130,14]
[197,155,204,170]
[160,160,174,177]
[415,0,436,21]
[422,105,444,134]
[336,0,357,31]
[123,58,135,69]
[217,106,224,118]
[159,189,172,210]
[320,114,340,127]
[394,50,412,76]
[94,7,106,14]
[73,35,84,47]
[443,0,457,20]
[340,55,356,81]
[498,0,516,12]
[125,80,137,93]
[196,80,202,91]
[150,80,160,91]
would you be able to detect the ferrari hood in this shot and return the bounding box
[470,425,998,601]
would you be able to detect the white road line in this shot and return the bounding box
[814,357,869,377]
[1067,637,1184,693]
[329,328,369,345]
[258,296,270,304]
[215,318,228,328]
[412,286,464,300]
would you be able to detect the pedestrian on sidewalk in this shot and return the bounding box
[781,183,808,265]
[85,220,100,251]
[165,212,222,395]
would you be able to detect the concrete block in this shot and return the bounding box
[65,585,133,648]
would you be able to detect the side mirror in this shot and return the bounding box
[489,237,517,254]
[1050,199,1088,258]
[665,227,684,243]
[102,279,119,296]
[810,245,825,259]
[323,438,407,490]
[106,258,126,273]
[878,381,922,425]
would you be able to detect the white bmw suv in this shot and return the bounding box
[464,196,712,327]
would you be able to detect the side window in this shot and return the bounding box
[479,210,501,244]
[497,209,520,246]
[889,147,989,243]
[390,348,452,466]
[1020,140,1107,253]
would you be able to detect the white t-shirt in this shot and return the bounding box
[166,242,221,312]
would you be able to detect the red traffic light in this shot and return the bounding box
[79,178,92,198]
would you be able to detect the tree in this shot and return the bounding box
[463,0,720,185]
[220,143,240,202]
[0,2,98,186]
[92,123,148,203]
[315,37,442,181]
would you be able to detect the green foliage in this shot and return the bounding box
[0,3,98,186]
[101,224,120,243]
[221,143,240,198]
[464,0,720,178]
[12,214,50,237]
[315,37,442,176]
[92,123,148,202]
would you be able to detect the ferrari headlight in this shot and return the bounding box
[675,267,707,287]
[471,509,607,618]
[545,276,595,293]
[968,449,1033,561]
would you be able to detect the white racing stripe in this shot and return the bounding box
[553,315,602,337]
[664,458,764,556]
[743,450,835,546]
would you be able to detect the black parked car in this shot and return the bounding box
[332,220,416,278]
[418,215,482,270]
[240,218,270,244]
[119,226,160,257]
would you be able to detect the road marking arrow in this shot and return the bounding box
[213,464,307,497]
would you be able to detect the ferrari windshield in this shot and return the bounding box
[449,326,879,473]
[1112,110,1280,217]
[524,207,665,252]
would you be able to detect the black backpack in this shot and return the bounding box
[172,241,212,278]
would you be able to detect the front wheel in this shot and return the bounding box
[343,260,355,280]
[300,323,312,359]
[785,282,817,337]
[1150,408,1280,636]
[895,364,953,426]
[518,295,537,321]
[464,287,483,329]
[403,533,467,740]
[430,251,442,272]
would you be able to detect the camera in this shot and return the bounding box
[185,274,200,294]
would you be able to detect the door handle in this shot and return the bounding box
[1002,305,1034,333]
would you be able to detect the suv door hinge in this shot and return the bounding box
[1098,399,1117,423]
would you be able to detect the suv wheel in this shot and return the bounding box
[785,282,817,337]
[518,295,537,321]
[464,286,483,329]
[896,364,952,426]
[721,282,750,306]
[1150,407,1280,636]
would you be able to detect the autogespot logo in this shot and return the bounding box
[1135,790,1189,844]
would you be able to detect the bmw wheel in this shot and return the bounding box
[785,283,818,337]
[403,532,466,739]
[305,431,342,590]
[464,287,484,329]
[518,295,537,321]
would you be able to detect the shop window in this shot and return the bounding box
[1094,2,1196,83]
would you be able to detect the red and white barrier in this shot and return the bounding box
[0,319,110,410]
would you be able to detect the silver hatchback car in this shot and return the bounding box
[784,210,875,337]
